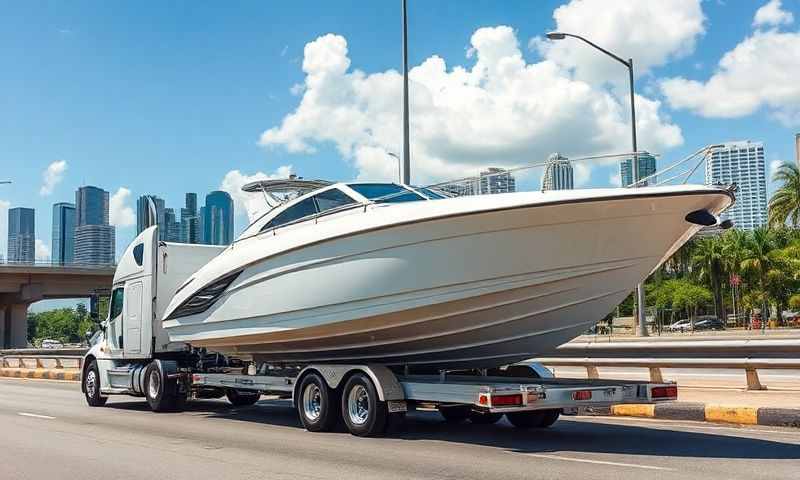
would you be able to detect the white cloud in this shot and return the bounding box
[0,200,9,258]
[35,239,50,261]
[533,0,705,84]
[39,160,67,196]
[220,165,293,222]
[609,171,622,187]
[260,27,683,185]
[770,159,783,177]
[661,28,800,126]
[109,187,135,227]
[753,0,794,28]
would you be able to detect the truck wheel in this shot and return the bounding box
[144,361,185,412]
[83,360,107,407]
[297,373,339,432]
[539,409,561,427]
[226,389,260,407]
[469,411,503,424]
[438,405,471,423]
[341,373,388,437]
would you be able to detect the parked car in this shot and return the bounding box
[667,319,692,332]
[40,339,64,349]
[692,316,726,331]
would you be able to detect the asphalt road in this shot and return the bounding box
[1,378,798,480]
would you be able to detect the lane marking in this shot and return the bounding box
[510,452,674,471]
[570,415,800,437]
[18,412,55,420]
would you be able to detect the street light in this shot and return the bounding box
[387,152,402,183]
[546,31,648,336]
[0,181,11,185]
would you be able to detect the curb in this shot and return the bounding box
[603,402,800,428]
[0,367,80,381]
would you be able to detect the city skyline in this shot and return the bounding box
[706,140,768,230]
[1,0,799,264]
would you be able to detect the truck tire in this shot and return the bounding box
[144,360,185,412]
[506,409,560,428]
[297,373,339,432]
[438,405,471,423]
[469,410,503,425]
[341,372,388,437]
[83,360,107,407]
[226,389,260,407]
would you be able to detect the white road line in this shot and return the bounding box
[572,416,800,437]
[510,452,675,471]
[17,412,55,420]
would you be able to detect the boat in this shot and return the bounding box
[161,180,733,369]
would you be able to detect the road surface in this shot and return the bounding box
[0,378,798,480]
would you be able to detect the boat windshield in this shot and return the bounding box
[347,183,426,203]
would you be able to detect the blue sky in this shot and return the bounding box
[2,0,800,283]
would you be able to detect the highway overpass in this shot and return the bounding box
[0,262,114,348]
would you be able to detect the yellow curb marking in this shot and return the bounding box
[705,405,758,425]
[611,404,655,417]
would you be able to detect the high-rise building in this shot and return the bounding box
[619,153,657,187]
[52,202,76,264]
[795,133,799,168]
[136,195,166,239]
[7,207,35,263]
[542,153,574,191]
[74,186,115,265]
[164,208,182,242]
[479,168,516,194]
[705,140,767,230]
[203,191,234,245]
[180,193,200,244]
[437,179,478,197]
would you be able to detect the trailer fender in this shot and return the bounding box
[294,364,405,403]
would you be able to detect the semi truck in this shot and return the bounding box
[81,225,677,437]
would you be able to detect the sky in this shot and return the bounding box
[2,0,800,300]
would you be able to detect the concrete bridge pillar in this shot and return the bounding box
[2,303,29,348]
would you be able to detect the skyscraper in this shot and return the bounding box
[136,195,166,238]
[7,207,35,263]
[541,153,574,191]
[203,191,234,245]
[52,202,76,264]
[164,208,181,242]
[619,153,657,187]
[479,168,516,194]
[705,140,767,230]
[74,186,115,265]
[180,193,200,244]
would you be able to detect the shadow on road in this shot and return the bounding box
[104,397,800,460]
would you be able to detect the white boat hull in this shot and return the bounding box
[163,186,732,369]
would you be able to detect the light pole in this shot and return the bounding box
[401,0,411,185]
[0,181,11,185]
[387,152,402,183]
[546,31,648,336]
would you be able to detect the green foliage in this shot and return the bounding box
[768,162,800,228]
[27,305,98,345]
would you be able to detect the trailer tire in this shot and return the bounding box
[83,360,107,407]
[438,405,471,423]
[297,373,339,432]
[226,389,260,407]
[341,373,388,437]
[506,409,560,429]
[469,411,503,425]
[144,360,185,412]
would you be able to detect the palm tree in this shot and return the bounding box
[741,228,777,322]
[768,162,800,227]
[692,237,725,321]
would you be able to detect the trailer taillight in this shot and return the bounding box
[572,390,592,401]
[651,385,677,399]
[491,394,523,407]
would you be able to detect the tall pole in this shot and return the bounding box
[401,0,411,185]
[629,58,648,337]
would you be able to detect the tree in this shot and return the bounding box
[768,162,800,227]
[741,228,778,320]
[671,281,712,326]
[692,237,725,321]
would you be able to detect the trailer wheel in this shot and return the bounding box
[506,409,560,429]
[297,373,339,432]
[226,389,260,407]
[341,373,388,437]
[144,360,185,412]
[469,410,503,425]
[438,405,471,423]
[83,360,107,407]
